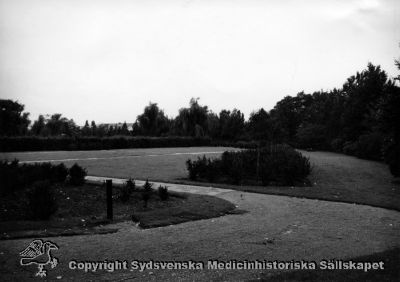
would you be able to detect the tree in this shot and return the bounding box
[341,63,388,141]
[81,120,91,136]
[90,121,97,136]
[0,99,30,136]
[136,103,170,136]
[120,122,130,135]
[219,109,245,140]
[248,108,272,141]
[31,115,46,135]
[174,98,208,137]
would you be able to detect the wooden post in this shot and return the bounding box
[106,179,113,220]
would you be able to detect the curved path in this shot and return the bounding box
[0,150,399,281]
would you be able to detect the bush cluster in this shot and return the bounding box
[186,145,311,186]
[0,160,68,195]
[0,160,86,195]
[334,133,384,161]
[26,180,58,219]
[68,163,87,186]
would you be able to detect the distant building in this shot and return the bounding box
[98,123,134,131]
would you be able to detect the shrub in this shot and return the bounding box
[186,145,311,186]
[126,177,136,191]
[259,145,311,185]
[26,181,58,220]
[141,179,153,208]
[342,141,358,156]
[142,191,150,208]
[0,160,69,195]
[356,133,383,161]
[385,142,400,177]
[51,163,68,182]
[158,185,169,201]
[295,123,327,150]
[0,159,21,195]
[143,179,153,192]
[68,163,87,186]
[119,185,131,203]
[118,178,135,202]
[330,138,344,152]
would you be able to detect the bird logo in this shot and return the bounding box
[19,239,59,277]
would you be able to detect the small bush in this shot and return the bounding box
[141,179,153,208]
[51,163,68,182]
[143,179,153,192]
[126,177,136,191]
[26,181,58,220]
[119,185,131,203]
[68,163,87,186]
[142,191,150,208]
[118,178,136,202]
[158,185,169,201]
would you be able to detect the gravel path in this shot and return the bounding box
[1,189,399,281]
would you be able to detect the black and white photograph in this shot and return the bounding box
[0,0,399,281]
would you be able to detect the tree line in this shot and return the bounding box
[1,61,399,175]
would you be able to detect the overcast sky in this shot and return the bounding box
[1,0,399,125]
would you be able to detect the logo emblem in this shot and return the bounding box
[19,239,59,277]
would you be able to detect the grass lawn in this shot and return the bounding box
[0,147,236,182]
[1,147,399,210]
[0,182,236,240]
[253,248,400,282]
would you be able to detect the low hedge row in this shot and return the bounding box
[0,136,214,152]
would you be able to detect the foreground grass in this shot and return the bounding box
[253,248,400,282]
[0,183,236,239]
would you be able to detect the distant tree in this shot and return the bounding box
[0,99,30,136]
[120,122,130,135]
[341,63,388,141]
[270,92,312,143]
[206,112,220,138]
[219,109,245,140]
[136,103,170,136]
[90,121,97,136]
[81,120,91,136]
[174,98,208,137]
[247,108,272,141]
[31,115,46,135]
[41,114,78,136]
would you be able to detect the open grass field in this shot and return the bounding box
[0,147,237,181]
[2,147,399,210]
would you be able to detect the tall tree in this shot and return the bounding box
[0,99,30,136]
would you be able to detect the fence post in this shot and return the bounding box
[106,179,113,220]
